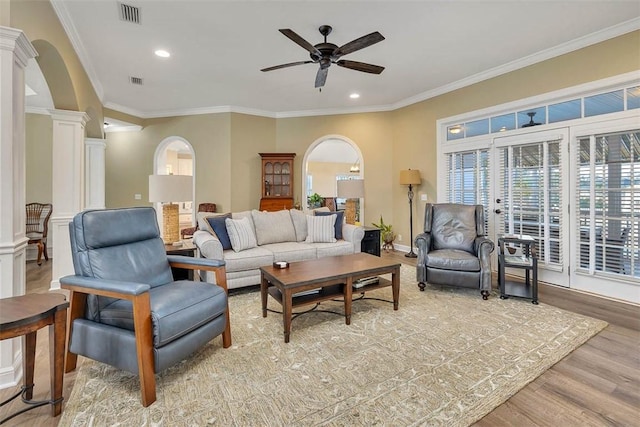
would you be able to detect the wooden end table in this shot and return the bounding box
[0,293,69,423]
[260,253,401,343]
[165,241,197,280]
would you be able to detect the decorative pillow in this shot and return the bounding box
[206,214,232,250]
[305,215,337,243]
[289,209,307,242]
[199,212,228,233]
[225,216,257,252]
[251,209,296,245]
[315,210,344,240]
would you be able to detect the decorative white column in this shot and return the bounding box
[49,109,88,290]
[0,27,37,388]
[85,137,106,209]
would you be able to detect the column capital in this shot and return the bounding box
[85,137,106,148]
[49,109,90,126]
[0,26,37,68]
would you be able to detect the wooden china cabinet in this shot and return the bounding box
[259,153,296,212]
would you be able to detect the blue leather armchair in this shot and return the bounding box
[60,207,231,406]
[415,203,494,299]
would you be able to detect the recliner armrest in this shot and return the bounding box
[415,232,432,256]
[474,236,495,257]
[60,275,150,298]
[167,255,225,269]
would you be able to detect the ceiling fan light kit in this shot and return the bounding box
[261,25,385,89]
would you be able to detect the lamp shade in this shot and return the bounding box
[337,179,365,199]
[149,175,193,203]
[399,169,421,186]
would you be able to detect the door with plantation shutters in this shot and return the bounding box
[493,129,570,287]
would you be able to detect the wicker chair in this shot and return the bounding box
[181,203,217,239]
[26,202,53,265]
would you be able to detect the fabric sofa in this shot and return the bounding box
[193,208,365,289]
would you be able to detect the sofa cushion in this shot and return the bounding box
[198,212,227,233]
[223,246,274,272]
[289,209,307,242]
[206,214,232,250]
[263,242,317,262]
[251,209,297,245]
[305,214,337,243]
[315,210,344,240]
[225,216,257,252]
[313,240,355,258]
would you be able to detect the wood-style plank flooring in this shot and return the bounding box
[1,253,638,426]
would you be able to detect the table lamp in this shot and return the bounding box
[149,174,193,244]
[399,169,421,258]
[337,179,365,225]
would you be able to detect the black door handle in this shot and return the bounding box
[495,209,502,214]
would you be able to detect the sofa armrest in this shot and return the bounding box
[193,230,223,260]
[342,224,365,252]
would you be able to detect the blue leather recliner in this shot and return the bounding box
[415,203,494,299]
[60,207,231,406]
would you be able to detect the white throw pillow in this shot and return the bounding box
[251,209,297,245]
[289,209,307,242]
[225,216,258,252]
[305,215,337,243]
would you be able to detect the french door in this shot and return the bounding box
[493,129,570,287]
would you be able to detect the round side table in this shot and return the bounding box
[0,293,69,424]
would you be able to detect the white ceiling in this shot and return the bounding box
[37,1,640,118]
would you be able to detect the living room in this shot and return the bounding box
[2,0,639,425]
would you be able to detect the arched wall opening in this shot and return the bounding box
[153,136,197,238]
[302,135,364,220]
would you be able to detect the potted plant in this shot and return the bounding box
[372,216,396,252]
[307,192,323,209]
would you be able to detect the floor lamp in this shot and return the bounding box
[337,179,365,225]
[400,169,421,258]
[149,174,193,244]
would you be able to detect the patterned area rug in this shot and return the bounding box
[60,265,606,426]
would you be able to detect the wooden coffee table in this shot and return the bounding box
[260,253,401,343]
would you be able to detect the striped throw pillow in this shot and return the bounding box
[305,215,337,243]
[225,216,258,252]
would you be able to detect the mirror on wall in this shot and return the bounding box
[304,138,363,219]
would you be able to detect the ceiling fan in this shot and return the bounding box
[261,25,385,89]
[521,111,542,128]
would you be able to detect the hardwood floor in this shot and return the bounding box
[1,253,638,426]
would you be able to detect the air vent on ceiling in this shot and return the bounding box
[119,3,141,24]
[130,76,144,85]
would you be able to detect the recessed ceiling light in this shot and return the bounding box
[155,49,170,58]
[349,93,360,99]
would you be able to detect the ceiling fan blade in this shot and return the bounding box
[315,67,329,88]
[279,29,322,57]
[333,31,385,57]
[261,61,313,72]
[336,60,384,74]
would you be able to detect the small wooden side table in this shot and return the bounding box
[165,241,197,280]
[0,293,69,424]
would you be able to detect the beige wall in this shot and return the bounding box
[230,113,276,212]
[105,114,232,211]
[10,0,104,137]
[275,112,395,228]
[25,113,53,204]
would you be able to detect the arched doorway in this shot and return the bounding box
[302,135,364,221]
[153,137,196,237]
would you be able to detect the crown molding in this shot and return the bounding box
[26,106,52,115]
[101,17,640,120]
[391,17,640,111]
[50,0,104,100]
